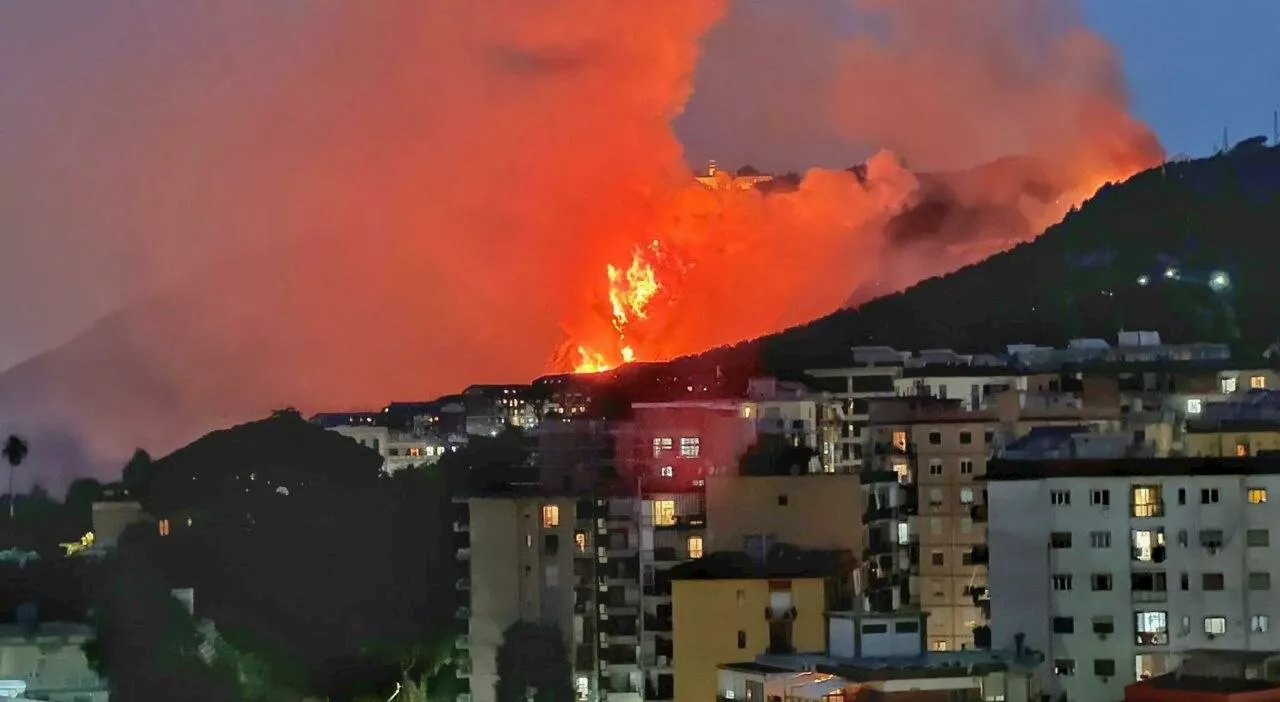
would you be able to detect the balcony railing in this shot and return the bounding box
[644,614,673,632]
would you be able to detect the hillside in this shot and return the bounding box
[685,139,1280,375]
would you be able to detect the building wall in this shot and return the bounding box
[0,625,108,702]
[624,404,757,489]
[704,475,863,554]
[1188,431,1280,458]
[989,473,1280,702]
[467,498,576,702]
[90,501,147,548]
[672,578,826,702]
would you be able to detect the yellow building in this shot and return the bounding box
[704,475,863,554]
[670,550,847,702]
[1187,421,1280,457]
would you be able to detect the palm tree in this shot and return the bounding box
[4,435,29,519]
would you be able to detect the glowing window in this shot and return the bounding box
[1249,488,1268,504]
[652,500,676,527]
[408,447,422,457]
[541,505,560,528]
[652,437,673,457]
[158,519,170,537]
[1131,486,1163,518]
[1222,377,1238,394]
[1238,443,1250,457]
[687,536,704,559]
[574,531,588,553]
[660,466,674,478]
[680,437,701,458]
[1186,398,1202,415]
[1251,375,1268,389]
[891,431,907,451]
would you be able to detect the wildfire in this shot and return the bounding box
[573,241,665,373]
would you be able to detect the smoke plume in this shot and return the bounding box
[0,0,1160,485]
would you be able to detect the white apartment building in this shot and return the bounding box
[327,424,452,473]
[988,457,1280,702]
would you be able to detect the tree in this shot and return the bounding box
[738,435,816,476]
[4,434,29,519]
[64,478,105,533]
[735,164,761,177]
[120,449,154,502]
[495,622,573,702]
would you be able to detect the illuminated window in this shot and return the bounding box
[1186,398,1202,415]
[652,437,673,457]
[680,437,701,458]
[1249,488,1268,504]
[1251,375,1268,389]
[1204,616,1227,635]
[408,447,422,457]
[687,536,704,559]
[891,431,907,451]
[660,466,674,478]
[1131,486,1163,518]
[541,505,560,528]
[1237,443,1250,457]
[652,500,676,527]
[574,531,588,553]
[1222,377,1238,393]
[741,406,753,419]
[158,519,170,537]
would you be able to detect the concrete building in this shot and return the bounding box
[89,498,146,549]
[0,622,109,702]
[987,457,1280,702]
[669,549,851,702]
[622,402,756,489]
[322,423,453,473]
[704,475,863,557]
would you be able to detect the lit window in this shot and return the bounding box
[679,437,701,458]
[408,447,422,457]
[574,532,588,553]
[1249,488,1268,504]
[891,431,907,451]
[1204,616,1227,635]
[1238,443,1250,457]
[1134,611,1168,646]
[158,519,171,537]
[959,488,974,504]
[1251,375,1268,389]
[541,505,560,528]
[1222,377,1238,394]
[1186,398,1202,415]
[659,466,674,478]
[741,406,753,419]
[652,437,673,457]
[1131,486,1163,518]
[652,500,676,527]
[1131,529,1165,562]
[687,536,704,559]
[1253,615,1270,633]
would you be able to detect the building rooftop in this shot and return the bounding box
[987,456,1280,481]
[668,546,852,581]
[725,649,1033,682]
[1133,672,1280,694]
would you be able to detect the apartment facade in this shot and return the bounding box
[988,457,1280,702]
[704,475,863,556]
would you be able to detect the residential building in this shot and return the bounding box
[669,548,851,702]
[805,363,901,473]
[458,494,578,702]
[1125,650,1280,702]
[462,384,537,435]
[987,456,1280,702]
[717,609,1039,702]
[704,475,863,558]
[317,420,454,473]
[0,620,109,702]
[89,498,146,549]
[621,402,756,488]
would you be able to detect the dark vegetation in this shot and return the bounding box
[495,622,574,702]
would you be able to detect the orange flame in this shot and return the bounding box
[573,241,664,373]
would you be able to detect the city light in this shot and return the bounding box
[1164,267,1180,280]
[1136,275,1150,286]
[1209,270,1231,292]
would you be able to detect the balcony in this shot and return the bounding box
[653,547,679,563]
[456,547,471,561]
[862,505,899,523]
[453,521,470,533]
[765,605,797,621]
[860,470,899,485]
[970,504,988,523]
[645,614,674,632]
[873,442,913,457]
[964,545,989,566]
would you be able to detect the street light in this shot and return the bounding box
[1208,270,1231,292]
[1136,275,1150,286]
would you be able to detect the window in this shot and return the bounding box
[574,531,589,553]
[687,536,704,559]
[959,459,974,475]
[541,505,560,528]
[1186,398,1203,415]
[1178,488,1186,505]
[1131,529,1166,562]
[1248,529,1270,547]
[1090,531,1112,548]
[1053,660,1076,676]
[931,551,945,567]
[1052,574,1073,591]
[679,437,701,458]
[891,431,907,451]
[777,494,788,506]
[1253,615,1270,633]
[1249,572,1271,591]
[928,431,942,445]
[1050,532,1073,549]
[1052,616,1074,633]
[1132,485,1163,518]
[652,437,672,456]
[1222,376,1238,393]
[652,500,676,527]
[861,623,889,634]
[1094,660,1116,677]
[1249,488,1268,504]
[659,465,674,478]
[737,630,747,649]
[158,519,170,537]
[1181,573,1190,590]
[1237,443,1250,457]
[1091,573,1113,591]
[1201,488,1220,504]
[1204,617,1227,636]
[1251,375,1268,389]
[1132,572,1167,598]
[984,430,995,444]
[894,620,920,633]
[1134,611,1168,646]
[960,431,972,445]
[1090,489,1111,506]
[1050,490,1071,506]
[959,488,974,504]
[929,460,943,476]
[1202,573,1225,591]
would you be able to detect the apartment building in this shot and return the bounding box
[805,362,901,473]
[988,457,1280,702]
[704,474,863,557]
[312,413,455,473]
[0,621,109,702]
[669,549,850,702]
